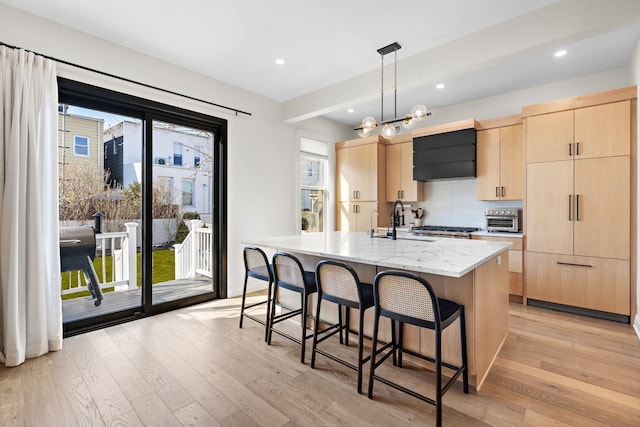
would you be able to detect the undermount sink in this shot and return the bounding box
[372,234,435,242]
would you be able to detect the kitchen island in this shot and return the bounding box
[245,231,511,391]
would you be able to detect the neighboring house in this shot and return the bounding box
[103,120,213,216]
[57,106,104,181]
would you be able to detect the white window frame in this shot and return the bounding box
[299,136,328,234]
[73,135,90,157]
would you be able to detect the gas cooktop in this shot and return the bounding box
[409,225,479,238]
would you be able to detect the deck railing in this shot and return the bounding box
[174,220,213,279]
[60,222,138,297]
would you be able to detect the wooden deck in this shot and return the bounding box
[62,278,213,323]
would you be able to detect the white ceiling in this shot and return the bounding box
[2,0,640,128]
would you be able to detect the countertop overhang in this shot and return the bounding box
[245,231,511,278]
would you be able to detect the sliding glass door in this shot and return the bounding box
[58,78,226,335]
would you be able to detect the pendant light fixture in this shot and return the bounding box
[357,42,430,138]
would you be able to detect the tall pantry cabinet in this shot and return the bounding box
[523,88,635,321]
[335,136,388,232]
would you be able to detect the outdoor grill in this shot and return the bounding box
[59,226,103,306]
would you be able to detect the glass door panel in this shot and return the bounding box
[59,105,143,324]
[151,120,216,305]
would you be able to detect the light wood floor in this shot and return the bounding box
[1,295,639,426]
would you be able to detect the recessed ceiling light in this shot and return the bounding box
[436,83,445,89]
[554,50,567,58]
[348,108,354,113]
[275,58,285,65]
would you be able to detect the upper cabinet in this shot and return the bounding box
[335,136,387,231]
[476,116,523,200]
[526,99,631,163]
[385,135,424,202]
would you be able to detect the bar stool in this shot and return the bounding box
[239,246,274,341]
[267,252,317,363]
[367,270,469,427]
[310,260,374,393]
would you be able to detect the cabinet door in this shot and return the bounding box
[574,101,630,159]
[476,129,500,200]
[336,147,357,202]
[385,143,403,201]
[399,142,422,201]
[574,156,630,259]
[526,110,574,163]
[526,252,630,315]
[355,143,379,201]
[499,124,523,200]
[526,161,574,254]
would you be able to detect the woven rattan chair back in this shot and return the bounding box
[317,261,360,304]
[376,273,437,323]
[273,253,306,291]
[244,247,273,280]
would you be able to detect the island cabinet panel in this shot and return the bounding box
[385,138,424,202]
[472,235,523,297]
[335,137,387,231]
[526,252,630,315]
[476,123,523,200]
[524,90,634,320]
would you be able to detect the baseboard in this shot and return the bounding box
[634,314,640,342]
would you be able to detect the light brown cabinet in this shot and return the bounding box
[526,100,630,163]
[476,123,523,200]
[335,136,387,232]
[524,93,633,319]
[385,137,424,202]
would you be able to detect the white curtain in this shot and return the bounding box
[0,46,62,367]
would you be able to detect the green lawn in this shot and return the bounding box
[61,248,175,300]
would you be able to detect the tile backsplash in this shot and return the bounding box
[401,178,522,230]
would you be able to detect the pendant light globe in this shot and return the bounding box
[411,104,428,121]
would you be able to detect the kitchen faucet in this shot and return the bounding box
[391,199,405,240]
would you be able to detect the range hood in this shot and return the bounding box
[412,119,478,181]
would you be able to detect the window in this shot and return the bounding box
[194,145,201,167]
[300,137,328,233]
[173,142,183,166]
[182,179,194,206]
[73,135,89,157]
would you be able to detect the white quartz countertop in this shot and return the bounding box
[244,231,511,278]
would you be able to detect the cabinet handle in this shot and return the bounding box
[401,190,404,199]
[495,187,499,198]
[568,195,572,220]
[557,261,593,268]
[501,186,505,197]
[576,194,580,221]
[569,143,572,156]
[398,190,401,199]
[576,142,580,156]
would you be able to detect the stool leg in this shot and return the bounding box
[357,306,365,394]
[267,284,278,346]
[436,328,443,427]
[398,321,404,368]
[367,312,380,399]
[263,279,272,342]
[310,295,323,368]
[460,308,469,394]
[344,307,350,347]
[338,304,344,345]
[300,291,307,363]
[239,274,249,329]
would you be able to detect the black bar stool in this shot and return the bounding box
[367,270,469,427]
[267,252,317,363]
[239,246,273,341]
[311,260,374,393]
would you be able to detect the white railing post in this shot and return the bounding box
[124,222,139,290]
[189,219,202,278]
